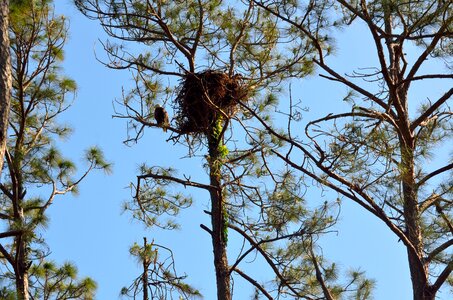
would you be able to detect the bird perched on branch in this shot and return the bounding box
[154,104,169,132]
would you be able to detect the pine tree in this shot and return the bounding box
[121,237,201,300]
[251,1,452,299]
[28,260,97,299]
[75,1,374,299]
[0,0,12,177]
[0,1,110,298]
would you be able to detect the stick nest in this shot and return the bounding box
[174,70,248,134]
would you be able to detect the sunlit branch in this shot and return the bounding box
[228,1,254,75]
[190,0,203,57]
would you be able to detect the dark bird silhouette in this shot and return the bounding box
[154,104,169,132]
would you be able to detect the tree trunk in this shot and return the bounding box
[403,173,435,300]
[0,0,11,177]
[16,272,29,300]
[208,127,231,300]
[399,117,433,300]
[387,20,435,297]
[142,237,149,300]
[15,237,30,300]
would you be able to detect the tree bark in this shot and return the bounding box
[385,12,436,296]
[397,95,433,300]
[401,147,434,300]
[0,0,11,178]
[16,272,30,300]
[143,237,149,300]
[208,130,231,300]
[15,227,30,300]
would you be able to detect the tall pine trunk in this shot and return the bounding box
[142,237,149,300]
[208,118,231,300]
[397,94,433,300]
[0,0,11,177]
[401,147,434,300]
[387,11,435,295]
[16,271,29,300]
[15,227,30,300]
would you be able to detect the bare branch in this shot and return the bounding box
[0,229,22,239]
[418,162,453,188]
[233,268,274,300]
[314,59,392,114]
[426,239,453,263]
[0,243,15,269]
[228,223,313,300]
[137,173,215,191]
[406,14,453,84]
[430,260,453,294]
[411,88,453,131]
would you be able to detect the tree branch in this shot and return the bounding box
[411,88,453,131]
[399,74,453,85]
[0,183,13,200]
[228,223,313,300]
[239,94,426,280]
[0,229,22,239]
[426,239,453,263]
[435,203,453,234]
[0,243,15,269]
[418,162,453,189]
[314,59,392,113]
[200,223,212,235]
[232,268,274,300]
[137,173,215,191]
[309,243,334,300]
[406,14,453,84]
[430,260,453,293]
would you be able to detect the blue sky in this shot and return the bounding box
[38,1,452,299]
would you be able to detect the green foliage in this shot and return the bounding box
[76,0,315,144]
[124,166,193,230]
[28,260,97,299]
[129,241,157,264]
[0,288,16,300]
[0,277,17,300]
[0,0,109,297]
[85,146,113,174]
[74,0,389,299]
[258,0,452,298]
[122,240,201,299]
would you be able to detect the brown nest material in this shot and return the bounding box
[174,70,248,134]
